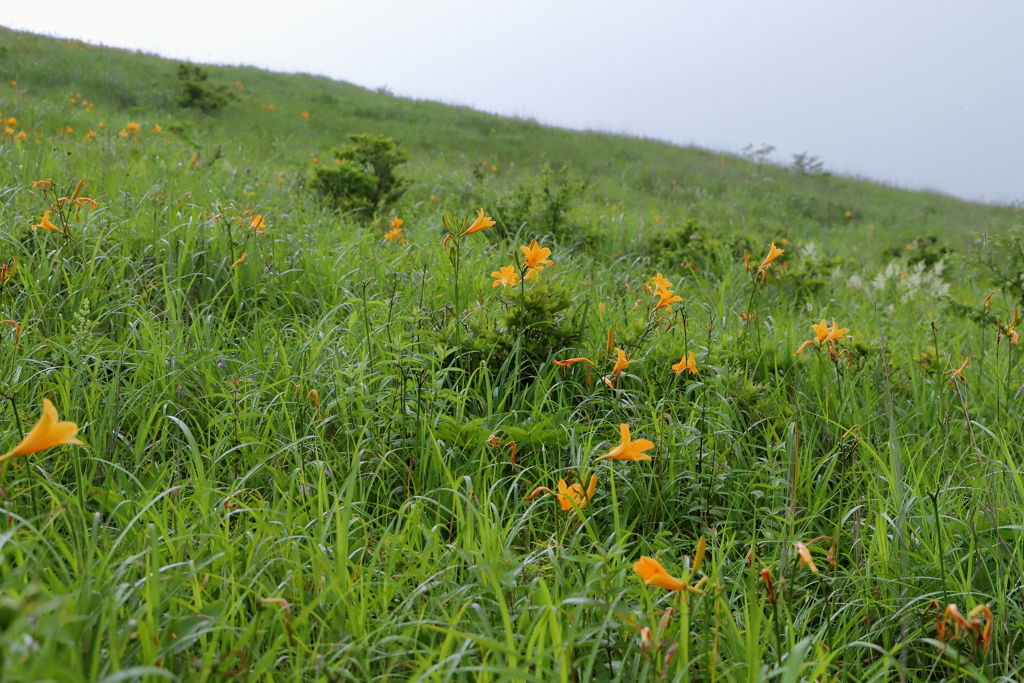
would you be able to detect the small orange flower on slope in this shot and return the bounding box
[6,117,15,127]
[249,214,267,234]
[301,111,310,120]
[672,352,697,375]
[461,208,495,236]
[605,347,630,388]
[152,124,162,133]
[521,239,553,280]
[0,398,84,463]
[390,216,403,231]
[596,423,654,462]
[490,264,519,287]
[127,121,140,132]
[384,225,404,242]
[757,242,785,273]
[32,211,59,231]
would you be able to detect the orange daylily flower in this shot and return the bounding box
[14,131,25,140]
[85,130,96,141]
[119,129,128,138]
[633,557,688,590]
[383,226,404,242]
[525,475,598,513]
[596,423,654,462]
[0,398,84,463]
[5,117,15,127]
[521,239,553,280]
[390,216,403,231]
[461,208,496,236]
[32,210,59,232]
[31,179,54,189]
[127,121,140,132]
[490,264,519,287]
[611,348,629,377]
[795,319,850,355]
[651,273,673,291]
[757,242,785,273]
[634,539,706,592]
[152,124,162,133]
[301,111,310,120]
[556,475,598,511]
[653,288,683,312]
[672,352,697,376]
[232,252,247,268]
[249,214,266,234]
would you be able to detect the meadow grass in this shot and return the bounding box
[1,24,1023,683]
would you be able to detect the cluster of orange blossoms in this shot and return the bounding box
[650,272,682,312]
[794,319,850,356]
[383,216,404,242]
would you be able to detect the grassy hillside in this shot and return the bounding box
[2,24,1024,682]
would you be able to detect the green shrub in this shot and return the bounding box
[467,282,582,381]
[639,218,755,276]
[480,163,589,245]
[175,64,231,113]
[310,134,409,218]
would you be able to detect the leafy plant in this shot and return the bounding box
[175,64,232,113]
[467,282,582,381]
[310,134,410,217]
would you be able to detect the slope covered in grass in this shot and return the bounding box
[1,24,1024,682]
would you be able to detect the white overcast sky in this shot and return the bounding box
[4,1,1022,204]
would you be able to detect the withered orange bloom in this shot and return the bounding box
[461,208,496,236]
[757,242,785,273]
[950,357,970,383]
[232,252,247,268]
[490,264,519,287]
[0,398,84,462]
[597,423,654,462]
[31,179,54,189]
[795,541,819,573]
[672,352,697,376]
[552,357,593,367]
[32,211,59,232]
